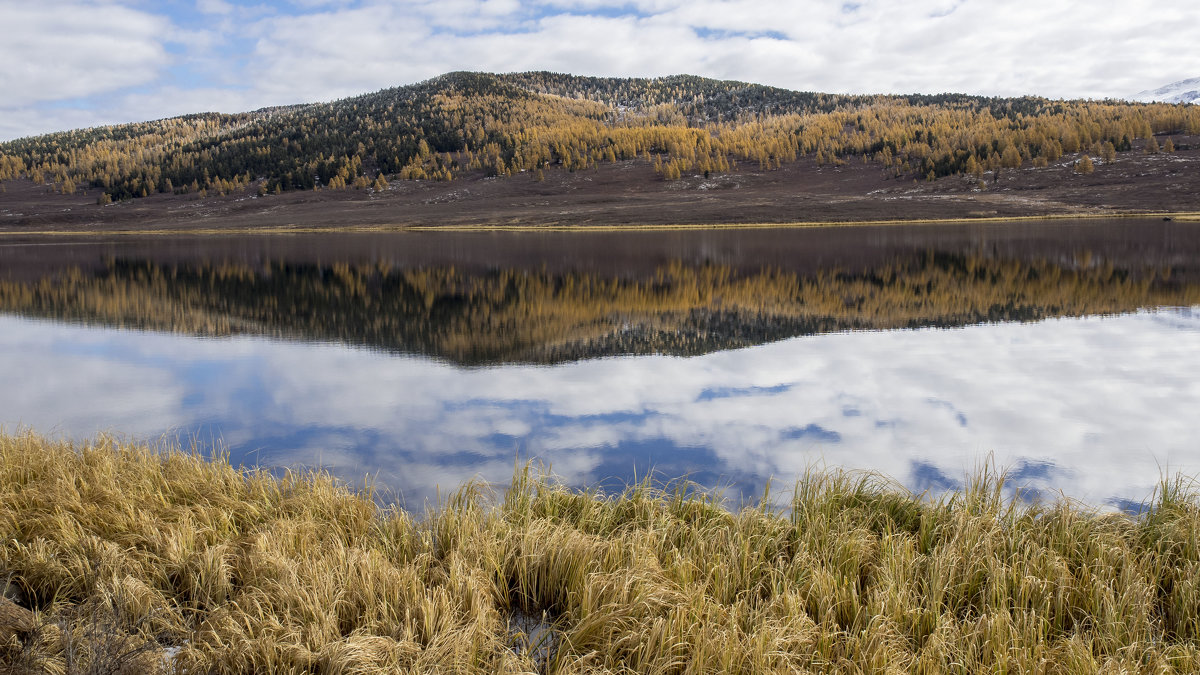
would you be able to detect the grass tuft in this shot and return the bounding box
[1,430,1199,672]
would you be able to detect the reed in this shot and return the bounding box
[2,430,1199,673]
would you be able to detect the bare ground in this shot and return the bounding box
[2,136,1198,233]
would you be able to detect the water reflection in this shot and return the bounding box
[2,221,1199,508]
[2,308,1197,509]
[2,245,1199,364]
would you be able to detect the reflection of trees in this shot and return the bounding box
[1,252,1196,365]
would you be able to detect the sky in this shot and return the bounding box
[2,0,1199,141]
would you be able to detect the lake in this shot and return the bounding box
[2,219,1198,510]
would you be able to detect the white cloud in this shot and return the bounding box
[0,1,170,107]
[0,87,278,142]
[230,0,1200,108]
[5,0,1200,140]
[0,108,115,143]
[116,86,273,118]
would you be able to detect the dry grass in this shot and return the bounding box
[2,431,1199,673]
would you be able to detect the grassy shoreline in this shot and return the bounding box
[3,431,1200,673]
[2,210,1199,238]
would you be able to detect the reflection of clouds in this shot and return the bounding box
[0,317,189,438]
[925,399,968,427]
[2,309,1199,508]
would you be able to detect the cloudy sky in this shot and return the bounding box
[2,0,1199,141]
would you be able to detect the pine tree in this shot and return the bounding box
[964,154,981,177]
[1001,145,1022,169]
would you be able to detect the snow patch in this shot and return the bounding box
[1130,77,1200,104]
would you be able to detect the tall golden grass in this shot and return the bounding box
[2,430,1199,673]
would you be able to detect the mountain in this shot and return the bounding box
[0,71,1198,211]
[0,71,990,201]
[1131,77,1200,104]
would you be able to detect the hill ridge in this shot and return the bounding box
[1,71,1198,208]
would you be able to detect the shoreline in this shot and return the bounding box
[2,210,1199,238]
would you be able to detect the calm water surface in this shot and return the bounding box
[2,220,1198,509]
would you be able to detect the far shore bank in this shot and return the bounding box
[1,209,1198,238]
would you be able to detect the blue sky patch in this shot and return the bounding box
[693,27,788,41]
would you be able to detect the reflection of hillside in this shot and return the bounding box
[1,253,1197,364]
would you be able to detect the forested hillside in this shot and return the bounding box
[1,71,1198,203]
